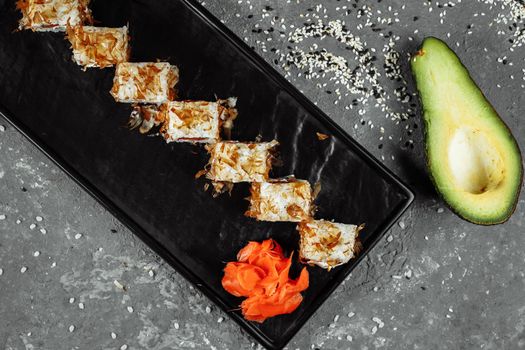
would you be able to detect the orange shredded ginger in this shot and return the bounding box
[222,239,309,322]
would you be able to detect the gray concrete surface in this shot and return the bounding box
[1,0,525,349]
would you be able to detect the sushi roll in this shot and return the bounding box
[17,0,92,32]
[297,219,363,270]
[159,98,237,143]
[110,62,179,104]
[66,26,129,68]
[204,140,278,183]
[245,178,313,222]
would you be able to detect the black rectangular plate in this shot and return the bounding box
[0,0,414,348]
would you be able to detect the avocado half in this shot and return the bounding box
[411,37,523,225]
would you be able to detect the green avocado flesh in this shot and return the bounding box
[411,37,523,225]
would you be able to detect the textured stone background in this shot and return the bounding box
[1,0,524,349]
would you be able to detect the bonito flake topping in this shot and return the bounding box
[67,26,129,68]
[245,178,313,222]
[205,140,278,183]
[160,99,237,143]
[298,219,363,270]
[128,105,164,134]
[17,0,92,32]
[110,62,179,104]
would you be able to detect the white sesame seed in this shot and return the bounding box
[333,315,340,323]
[346,335,353,341]
[68,325,75,332]
[120,345,128,350]
[386,235,393,242]
[40,228,47,234]
[437,208,444,213]
[373,286,379,292]
[0,125,5,132]
[398,221,406,229]
[217,317,224,323]
[20,266,27,273]
[111,332,117,339]
[35,216,43,222]
[69,297,75,304]
[33,251,40,257]
[51,262,56,268]
[148,270,154,277]
[78,302,84,310]
[174,322,180,329]
[0,268,3,276]
[372,316,385,328]
[347,312,355,318]
[205,306,211,313]
[74,233,82,240]
[0,214,5,220]
[16,219,21,224]
[127,306,134,313]
[113,280,125,291]
[29,223,36,230]
[371,326,378,334]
